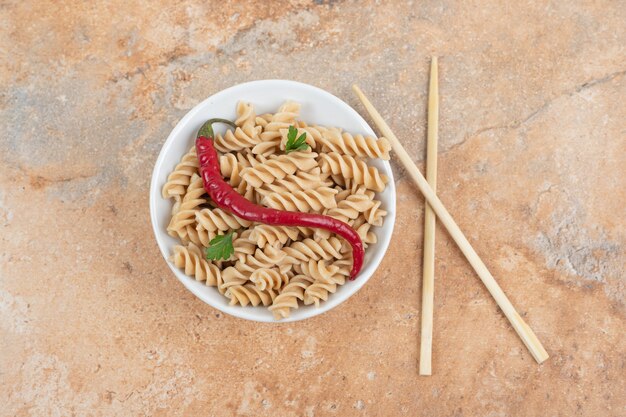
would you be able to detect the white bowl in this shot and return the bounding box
[150,80,396,322]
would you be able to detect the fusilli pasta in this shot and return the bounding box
[250,268,289,291]
[318,128,391,159]
[256,167,332,196]
[163,100,389,319]
[318,152,388,192]
[261,187,338,213]
[268,274,315,319]
[167,174,206,241]
[196,208,252,232]
[240,151,319,187]
[214,126,262,153]
[282,237,344,263]
[235,101,256,130]
[162,146,199,200]
[171,243,221,287]
[299,260,347,307]
[249,225,300,248]
[226,283,277,306]
[213,101,263,152]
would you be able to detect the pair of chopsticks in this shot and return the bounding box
[352,59,549,372]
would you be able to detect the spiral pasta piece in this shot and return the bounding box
[330,174,350,188]
[235,179,259,203]
[261,187,338,213]
[352,216,378,248]
[195,208,252,232]
[214,126,262,153]
[232,229,256,259]
[220,265,252,293]
[220,153,251,186]
[326,193,375,223]
[250,268,289,291]
[220,152,267,184]
[233,260,256,276]
[162,146,199,200]
[234,101,256,131]
[272,101,300,123]
[319,128,391,160]
[333,258,353,277]
[282,237,344,263]
[344,178,371,194]
[240,151,319,187]
[363,199,387,226]
[171,198,182,217]
[259,122,290,141]
[167,174,206,239]
[210,102,261,152]
[304,281,344,306]
[251,140,281,157]
[237,244,293,270]
[249,225,300,248]
[296,259,340,281]
[186,225,216,247]
[333,187,352,203]
[171,243,221,287]
[226,284,277,307]
[318,152,388,192]
[254,113,273,128]
[268,275,315,320]
[217,152,260,201]
[256,167,332,197]
[299,260,346,307]
[173,203,217,246]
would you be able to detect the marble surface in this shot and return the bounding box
[1,1,624,416]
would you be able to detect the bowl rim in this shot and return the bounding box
[149,79,396,322]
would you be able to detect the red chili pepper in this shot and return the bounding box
[195,118,365,279]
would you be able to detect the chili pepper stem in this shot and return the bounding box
[197,118,237,139]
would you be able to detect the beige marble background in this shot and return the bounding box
[1,1,624,416]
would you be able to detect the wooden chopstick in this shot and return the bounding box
[419,57,438,376]
[352,84,549,364]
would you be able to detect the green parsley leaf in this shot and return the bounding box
[205,232,234,261]
[287,125,297,142]
[285,125,310,153]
